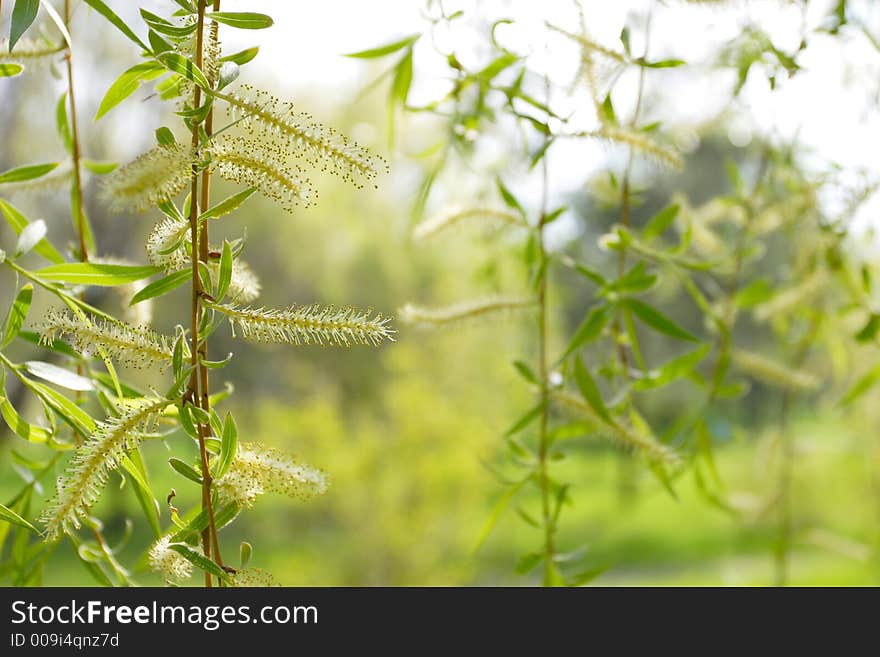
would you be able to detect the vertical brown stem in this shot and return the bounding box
[186,0,221,587]
[199,1,224,574]
[64,0,88,263]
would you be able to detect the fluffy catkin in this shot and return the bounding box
[41,397,171,539]
[213,303,394,347]
[39,309,176,370]
[101,145,195,213]
[399,296,536,328]
[215,442,329,508]
[218,85,387,187]
[148,535,195,581]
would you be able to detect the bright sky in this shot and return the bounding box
[203,0,880,236]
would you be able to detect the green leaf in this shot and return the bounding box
[220,47,259,65]
[642,204,680,242]
[391,47,413,106]
[0,389,51,445]
[96,61,166,120]
[496,176,526,217]
[14,219,46,257]
[10,0,40,52]
[504,402,544,437]
[82,0,149,51]
[55,93,73,154]
[573,357,611,423]
[0,502,38,534]
[0,162,59,184]
[82,159,117,175]
[515,552,543,575]
[2,285,32,349]
[156,52,210,90]
[168,457,202,484]
[121,451,161,539]
[557,304,611,363]
[344,33,420,59]
[35,262,161,286]
[22,378,95,434]
[208,12,273,30]
[0,63,24,77]
[633,344,710,391]
[239,541,252,569]
[24,361,94,392]
[0,200,63,263]
[840,363,880,406]
[200,187,257,221]
[216,241,233,301]
[641,58,686,68]
[512,360,538,385]
[622,298,698,342]
[130,269,191,306]
[167,543,231,583]
[473,479,526,552]
[215,412,238,479]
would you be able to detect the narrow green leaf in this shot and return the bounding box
[573,357,611,423]
[0,63,25,77]
[622,298,698,342]
[168,457,202,484]
[0,394,51,444]
[0,200,64,263]
[82,0,149,51]
[2,285,32,349]
[344,33,420,59]
[35,262,161,286]
[199,187,257,221]
[24,361,94,392]
[208,12,273,30]
[55,93,73,153]
[557,304,611,363]
[512,360,538,385]
[157,52,209,90]
[840,363,880,406]
[96,61,166,120]
[0,162,59,184]
[167,543,230,582]
[130,270,191,306]
[10,0,40,52]
[220,47,259,65]
[0,502,38,534]
[642,204,680,242]
[473,479,526,552]
[215,412,237,479]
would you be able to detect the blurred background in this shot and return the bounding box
[1,0,880,585]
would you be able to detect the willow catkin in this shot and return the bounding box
[101,145,196,213]
[399,296,537,328]
[214,442,329,508]
[39,309,176,370]
[41,397,172,539]
[213,302,394,347]
[218,85,387,187]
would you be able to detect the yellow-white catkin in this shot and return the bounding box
[101,145,195,213]
[146,217,190,272]
[219,84,387,187]
[41,397,171,539]
[210,136,314,212]
[591,125,683,170]
[0,38,64,62]
[753,270,828,322]
[148,536,194,581]
[214,303,394,347]
[731,349,820,391]
[413,207,527,242]
[215,442,329,508]
[39,309,175,370]
[399,296,536,328]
